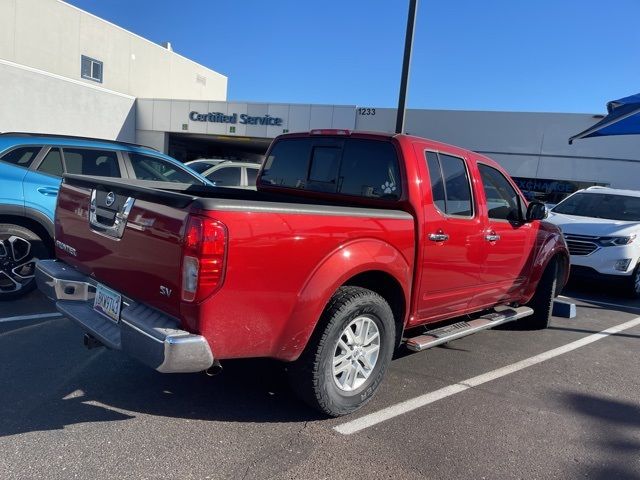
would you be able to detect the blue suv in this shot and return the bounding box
[0,132,210,300]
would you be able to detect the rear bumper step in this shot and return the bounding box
[405,306,534,352]
[35,259,214,373]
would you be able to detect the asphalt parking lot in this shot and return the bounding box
[1,281,639,480]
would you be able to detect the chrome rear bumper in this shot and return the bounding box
[36,259,214,373]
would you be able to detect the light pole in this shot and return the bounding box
[395,0,418,134]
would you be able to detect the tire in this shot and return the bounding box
[288,286,396,417]
[629,263,640,299]
[0,224,50,300]
[521,258,558,330]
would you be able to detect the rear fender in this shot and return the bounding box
[275,239,412,361]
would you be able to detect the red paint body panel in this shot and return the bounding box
[52,131,569,363]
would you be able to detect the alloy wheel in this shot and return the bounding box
[0,235,37,293]
[332,315,381,392]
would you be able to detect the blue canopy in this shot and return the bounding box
[569,93,640,144]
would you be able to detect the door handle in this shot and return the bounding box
[428,232,449,242]
[485,232,501,242]
[37,187,58,197]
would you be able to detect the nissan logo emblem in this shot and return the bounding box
[105,192,116,207]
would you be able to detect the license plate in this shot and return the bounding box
[93,283,122,323]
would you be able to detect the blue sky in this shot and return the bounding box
[66,0,640,113]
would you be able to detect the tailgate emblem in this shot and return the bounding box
[105,192,116,207]
[160,286,172,297]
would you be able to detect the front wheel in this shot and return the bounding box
[628,263,640,299]
[288,286,395,417]
[0,224,50,300]
[520,258,558,330]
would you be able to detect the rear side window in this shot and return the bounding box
[261,137,401,200]
[188,161,217,174]
[425,151,473,216]
[129,153,201,184]
[206,166,242,187]
[0,146,41,169]
[37,148,64,177]
[246,167,259,185]
[425,151,446,212]
[63,148,120,177]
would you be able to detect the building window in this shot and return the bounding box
[81,55,103,83]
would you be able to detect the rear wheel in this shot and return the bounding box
[520,258,558,330]
[288,286,395,417]
[0,224,49,300]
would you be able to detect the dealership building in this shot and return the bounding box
[1,0,639,201]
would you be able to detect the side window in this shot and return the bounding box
[479,164,522,221]
[37,148,64,177]
[63,148,120,177]
[425,151,473,217]
[246,167,259,185]
[439,154,472,216]
[206,166,242,186]
[0,146,41,169]
[129,153,200,184]
[425,151,446,212]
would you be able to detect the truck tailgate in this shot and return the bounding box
[54,175,195,320]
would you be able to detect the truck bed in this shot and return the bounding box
[53,175,415,361]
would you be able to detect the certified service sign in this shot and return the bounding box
[189,111,283,126]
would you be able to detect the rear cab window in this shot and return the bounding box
[260,136,402,200]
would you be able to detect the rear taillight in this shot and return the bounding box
[181,216,227,302]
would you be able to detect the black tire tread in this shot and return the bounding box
[521,257,558,330]
[289,286,393,417]
[629,262,640,299]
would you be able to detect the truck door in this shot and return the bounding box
[470,162,536,307]
[414,149,485,323]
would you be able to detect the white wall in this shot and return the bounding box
[136,99,357,138]
[0,0,227,101]
[0,59,136,142]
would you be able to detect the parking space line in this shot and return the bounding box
[0,312,62,323]
[558,295,640,312]
[334,315,640,435]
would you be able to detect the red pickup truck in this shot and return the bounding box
[36,130,569,416]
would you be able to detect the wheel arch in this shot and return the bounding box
[522,242,570,303]
[275,238,412,362]
[0,209,54,253]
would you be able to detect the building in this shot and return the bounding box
[1,0,639,201]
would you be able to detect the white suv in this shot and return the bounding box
[547,187,640,297]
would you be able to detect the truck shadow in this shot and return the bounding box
[0,320,323,438]
[560,391,640,479]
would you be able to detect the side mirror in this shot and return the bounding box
[526,201,547,222]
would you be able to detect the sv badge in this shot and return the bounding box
[160,286,172,297]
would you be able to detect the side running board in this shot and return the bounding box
[405,306,534,352]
